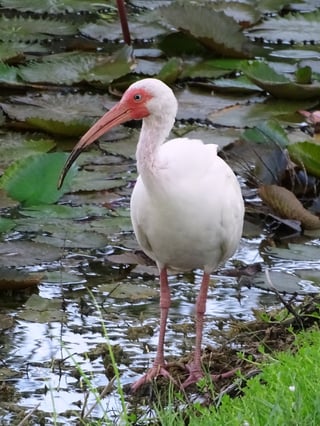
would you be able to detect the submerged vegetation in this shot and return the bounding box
[0,0,320,424]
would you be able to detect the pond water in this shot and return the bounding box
[1,221,319,424]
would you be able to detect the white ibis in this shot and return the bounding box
[58,78,244,391]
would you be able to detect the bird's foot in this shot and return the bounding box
[181,363,239,389]
[131,364,178,392]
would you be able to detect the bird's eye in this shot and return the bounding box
[133,93,142,102]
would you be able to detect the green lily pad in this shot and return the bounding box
[248,10,320,43]
[19,294,66,323]
[0,217,16,234]
[160,2,253,58]
[263,243,320,262]
[288,141,320,179]
[242,61,320,100]
[21,204,108,220]
[0,0,114,14]
[0,153,77,206]
[0,133,56,171]
[208,98,316,127]
[181,60,235,79]
[34,229,109,249]
[253,270,316,294]
[0,43,24,63]
[19,49,133,86]
[158,31,208,56]
[98,281,158,300]
[0,16,77,42]
[208,75,262,94]
[0,62,19,84]
[0,241,62,267]
[242,120,289,148]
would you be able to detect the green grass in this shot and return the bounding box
[157,328,320,426]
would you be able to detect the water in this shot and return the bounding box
[1,230,317,424]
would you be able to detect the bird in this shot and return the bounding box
[58,78,244,391]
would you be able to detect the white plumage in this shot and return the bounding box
[59,78,244,391]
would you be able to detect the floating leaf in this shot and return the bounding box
[34,229,109,249]
[0,16,77,42]
[0,241,62,267]
[0,133,55,172]
[0,267,43,291]
[242,120,289,148]
[181,59,237,79]
[0,218,15,234]
[0,153,77,206]
[19,294,66,322]
[263,243,320,262]
[0,43,24,63]
[208,98,316,127]
[1,93,109,136]
[157,58,183,84]
[158,32,208,56]
[242,61,320,100]
[19,50,133,86]
[21,204,108,220]
[253,270,313,294]
[80,12,167,42]
[0,0,114,14]
[208,75,262,94]
[248,10,320,43]
[204,1,261,27]
[98,282,158,300]
[160,3,253,58]
[0,62,20,84]
[288,141,320,179]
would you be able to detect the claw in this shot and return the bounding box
[181,364,239,389]
[131,365,178,392]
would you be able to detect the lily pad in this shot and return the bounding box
[248,10,320,43]
[0,0,114,14]
[287,141,320,179]
[18,294,66,322]
[242,120,289,148]
[0,16,77,42]
[253,270,315,294]
[0,133,56,172]
[0,153,77,206]
[18,49,133,86]
[242,61,320,100]
[0,267,43,291]
[0,62,20,84]
[0,217,16,234]
[20,204,108,220]
[34,228,109,249]
[160,2,254,58]
[208,98,316,127]
[208,75,262,94]
[263,243,320,262]
[98,281,158,300]
[0,241,62,267]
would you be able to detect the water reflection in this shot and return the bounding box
[1,234,318,423]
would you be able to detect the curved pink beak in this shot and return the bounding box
[58,102,133,189]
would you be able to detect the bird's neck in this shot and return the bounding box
[136,113,174,179]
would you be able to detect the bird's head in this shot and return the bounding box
[58,78,177,189]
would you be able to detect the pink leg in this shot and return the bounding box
[182,272,238,388]
[131,268,177,391]
[181,271,210,388]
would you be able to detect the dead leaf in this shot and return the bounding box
[258,184,320,230]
